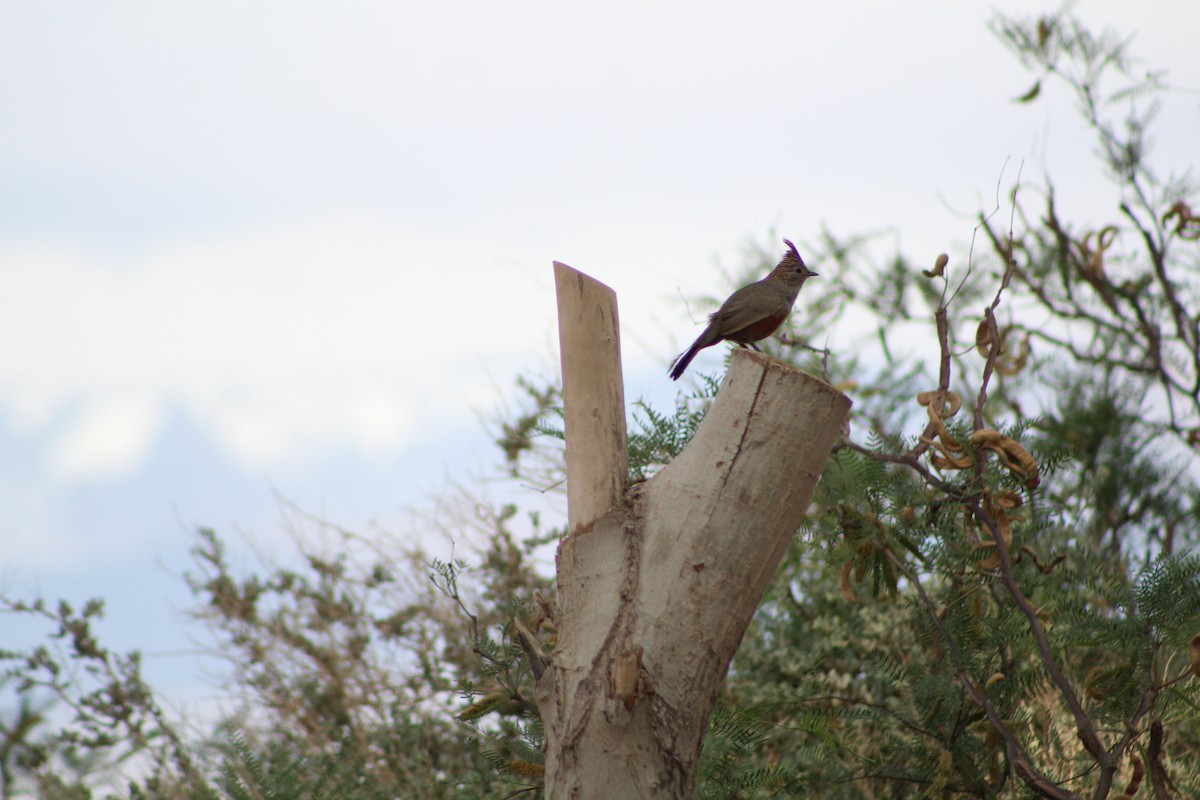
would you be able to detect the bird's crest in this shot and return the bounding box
[781,237,817,277]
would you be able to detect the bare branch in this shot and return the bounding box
[966,500,1110,774]
[881,549,1079,800]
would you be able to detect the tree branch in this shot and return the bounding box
[882,549,1079,800]
[966,500,1110,776]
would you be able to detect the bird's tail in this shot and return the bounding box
[668,341,702,380]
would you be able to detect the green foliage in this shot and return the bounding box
[696,706,787,799]
[627,375,721,481]
[674,8,1200,797]
[215,730,335,800]
[0,595,209,799]
[496,376,561,476]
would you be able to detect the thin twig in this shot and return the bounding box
[966,500,1109,772]
[907,308,953,461]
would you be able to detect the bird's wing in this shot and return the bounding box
[708,283,790,334]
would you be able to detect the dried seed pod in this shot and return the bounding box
[918,391,966,460]
[977,491,1023,570]
[457,692,511,721]
[1124,753,1144,796]
[1078,225,1118,280]
[976,318,1000,359]
[971,430,1040,489]
[923,253,950,278]
[925,438,974,471]
[840,562,857,601]
[508,760,546,777]
[1163,200,1200,240]
[995,331,1031,376]
[976,321,1030,376]
[917,390,962,418]
[1084,666,1108,699]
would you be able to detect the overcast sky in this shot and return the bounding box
[1,2,1197,704]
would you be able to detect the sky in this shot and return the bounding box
[1,2,1197,712]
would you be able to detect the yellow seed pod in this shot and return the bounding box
[840,562,857,602]
[972,430,1040,489]
[919,398,965,453]
[1077,228,1116,280]
[928,446,973,471]
[1163,200,1200,239]
[1124,753,1144,796]
[1084,666,1113,700]
[996,332,1031,376]
[457,692,511,721]
[917,390,962,418]
[923,253,949,278]
[508,760,546,777]
[992,491,1023,510]
[976,318,1000,359]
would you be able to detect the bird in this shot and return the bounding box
[668,238,817,380]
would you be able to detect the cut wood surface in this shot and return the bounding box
[554,261,629,534]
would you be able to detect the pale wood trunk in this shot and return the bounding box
[539,264,850,799]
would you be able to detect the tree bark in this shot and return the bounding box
[540,265,850,799]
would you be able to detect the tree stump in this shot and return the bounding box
[535,263,850,799]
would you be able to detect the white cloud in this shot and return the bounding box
[0,216,564,480]
[45,389,164,480]
[0,0,1196,485]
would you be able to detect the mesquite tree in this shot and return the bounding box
[502,9,1200,798]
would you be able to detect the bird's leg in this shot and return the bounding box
[748,342,763,352]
